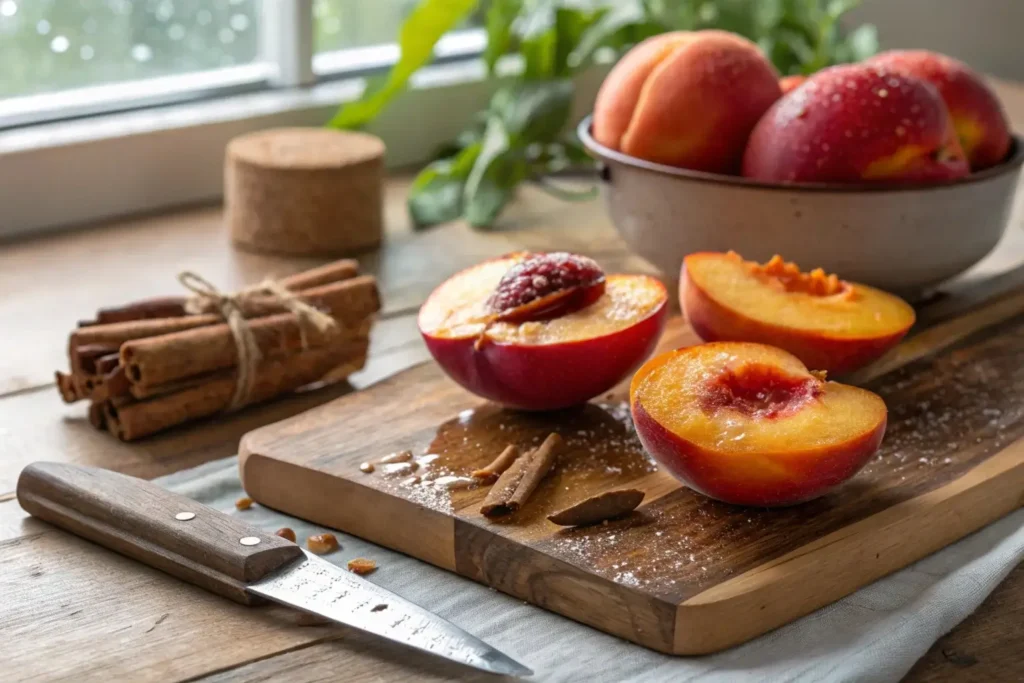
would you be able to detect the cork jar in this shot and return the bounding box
[226,128,386,256]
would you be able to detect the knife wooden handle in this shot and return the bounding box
[17,462,304,605]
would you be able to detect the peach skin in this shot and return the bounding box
[682,252,915,375]
[779,74,807,94]
[418,252,668,411]
[867,50,1012,170]
[593,30,782,174]
[742,63,969,184]
[630,342,887,506]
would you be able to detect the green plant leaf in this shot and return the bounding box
[493,79,574,143]
[463,115,528,227]
[570,0,649,68]
[407,143,481,227]
[465,115,511,200]
[553,7,604,74]
[483,0,523,75]
[328,0,480,129]
[520,4,561,79]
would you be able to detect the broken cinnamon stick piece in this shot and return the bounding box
[547,489,645,527]
[481,433,561,518]
[472,444,519,483]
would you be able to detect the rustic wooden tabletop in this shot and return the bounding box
[1,81,1023,682]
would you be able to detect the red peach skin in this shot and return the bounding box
[631,398,886,506]
[629,343,888,506]
[423,301,666,411]
[743,63,969,184]
[867,50,1012,170]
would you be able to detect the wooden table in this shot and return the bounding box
[3,81,1024,681]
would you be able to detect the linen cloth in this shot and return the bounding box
[161,457,1024,683]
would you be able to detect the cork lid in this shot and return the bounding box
[227,127,386,169]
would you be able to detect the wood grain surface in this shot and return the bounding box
[239,289,1024,654]
[1,77,1024,678]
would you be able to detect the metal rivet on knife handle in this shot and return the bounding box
[239,536,261,546]
[174,511,196,521]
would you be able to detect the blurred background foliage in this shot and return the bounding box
[331,0,879,229]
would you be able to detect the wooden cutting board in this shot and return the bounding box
[239,285,1024,656]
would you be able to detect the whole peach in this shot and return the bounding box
[593,30,782,174]
[867,50,1012,169]
[742,63,969,184]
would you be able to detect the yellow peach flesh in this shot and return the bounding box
[634,343,885,458]
[419,257,665,344]
[687,253,914,338]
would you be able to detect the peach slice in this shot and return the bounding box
[419,253,668,410]
[682,252,915,375]
[630,342,887,506]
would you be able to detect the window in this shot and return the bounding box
[0,1,499,238]
[0,0,263,98]
[314,0,416,53]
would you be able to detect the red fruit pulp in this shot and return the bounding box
[486,252,606,323]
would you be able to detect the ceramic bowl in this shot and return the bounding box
[578,116,1023,297]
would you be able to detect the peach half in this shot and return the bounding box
[630,342,887,506]
[682,252,915,375]
[419,253,668,410]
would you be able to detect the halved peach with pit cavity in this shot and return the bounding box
[630,342,887,506]
[418,253,668,411]
[682,251,915,375]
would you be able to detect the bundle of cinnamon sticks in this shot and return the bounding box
[56,259,380,441]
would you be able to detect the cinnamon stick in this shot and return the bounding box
[472,445,520,483]
[126,333,369,401]
[104,341,369,441]
[88,365,131,403]
[87,259,360,325]
[278,259,360,290]
[94,296,189,324]
[547,489,645,527]
[70,315,221,377]
[481,433,561,517]
[95,353,121,375]
[76,343,122,374]
[120,278,378,388]
[88,402,107,430]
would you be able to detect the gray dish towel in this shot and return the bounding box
[162,457,1024,683]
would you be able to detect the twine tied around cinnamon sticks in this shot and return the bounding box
[177,271,338,410]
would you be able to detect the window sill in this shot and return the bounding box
[1,51,609,241]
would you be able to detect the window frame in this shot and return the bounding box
[0,1,512,239]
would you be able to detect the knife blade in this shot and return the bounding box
[16,461,531,678]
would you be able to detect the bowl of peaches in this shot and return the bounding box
[579,30,1023,297]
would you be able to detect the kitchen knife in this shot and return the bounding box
[16,461,531,678]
